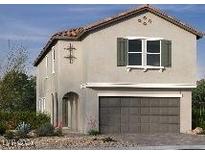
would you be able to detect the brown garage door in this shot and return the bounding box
[99,97,180,134]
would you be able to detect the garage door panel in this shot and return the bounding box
[129,116,141,123]
[99,97,180,134]
[100,125,120,134]
[159,108,169,115]
[168,98,180,106]
[160,98,179,107]
[141,123,150,133]
[167,116,179,124]
[100,97,121,107]
[129,108,140,115]
[128,124,141,133]
[140,107,150,114]
[150,107,160,115]
[100,116,120,125]
[150,116,160,123]
[140,98,150,107]
[140,116,150,123]
[166,108,180,115]
[168,125,180,132]
[159,124,169,133]
[127,98,141,107]
[149,123,160,133]
[121,122,129,133]
[149,98,160,107]
[100,107,121,115]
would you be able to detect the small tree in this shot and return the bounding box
[0,70,36,112]
[0,41,36,112]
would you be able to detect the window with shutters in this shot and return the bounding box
[117,37,171,71]
[147,40,161,66]
[128,40,142,65]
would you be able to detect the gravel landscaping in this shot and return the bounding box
[0,133,137,150]
[1,133,205,150]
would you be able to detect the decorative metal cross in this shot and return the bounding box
[64,43,76,64]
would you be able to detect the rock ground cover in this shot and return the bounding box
[1,133,205,150]
[0,134,136,150]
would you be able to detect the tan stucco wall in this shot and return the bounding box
[56,40,85,132]
[180,90,192,133]
[82,12,197,84]
[36,43,59,123]
[36,11,197,133]
[83,88,192,133]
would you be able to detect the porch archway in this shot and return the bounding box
[62,92,79,131]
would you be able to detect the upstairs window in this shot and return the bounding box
[45,56,48,78]
[146,40,160,66]
[52,47,55,74]
[128,40,142,66]
[117,37,171,70]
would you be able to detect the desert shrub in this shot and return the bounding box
[36,123,55,137]
[4,131,15,140]
[0,123,6,135]
[102,137,116,143]
[16,122,31,138]
[0,111,50,130]
[54,127,63,136]
[88,129,100,136]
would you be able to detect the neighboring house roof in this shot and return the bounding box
[34,4,204,66]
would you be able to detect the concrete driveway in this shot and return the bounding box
[115,133,205,149]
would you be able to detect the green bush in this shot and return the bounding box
[36,122,55,137]
[0,123,6,135]
[192,105,205,129]
[88,129,100,136]
[4,131,15,139]
[0,111,50,130]
[192,79,205,130]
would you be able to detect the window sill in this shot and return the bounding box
[126,65,165,72]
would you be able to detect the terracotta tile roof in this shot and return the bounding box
[34,4,204,66]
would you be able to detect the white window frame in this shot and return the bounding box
[127,39,143,66]
[51,47,55,74]
[45,56,48,78]
[146,40,161,67]
[41,97,46,113]
[38,98,42,112]
[126,37,164,71]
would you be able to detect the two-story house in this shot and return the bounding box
[34,5,203,134]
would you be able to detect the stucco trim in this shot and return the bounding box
[97,93,182,98]
[81,83,196,89]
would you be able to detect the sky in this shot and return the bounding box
[0,4,204,79]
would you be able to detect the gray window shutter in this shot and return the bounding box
[161,40,172,67]
[117,38,128,66]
